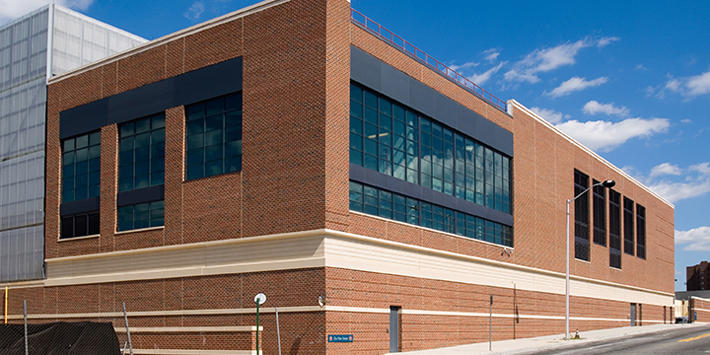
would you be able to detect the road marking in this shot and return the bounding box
[678,332,710,343]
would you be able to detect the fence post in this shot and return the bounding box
[123,302,133,355]
[23,299,28,355]
[275,307,282,355]
[489,295,493,352]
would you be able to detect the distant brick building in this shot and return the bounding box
[1,0,675,353]
[687,261,710,291]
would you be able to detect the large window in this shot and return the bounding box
[62,131,101,202]
[349,181,513,247]
[593,179,607,246]
[574,170,590,261]
[609,189,621,268]
[350,83,511,214]
[60,212,100,239]
[185,93,242,180]
[623,197,635,256]
[119,114,165,191]
[117,201,164,232]
[636,204,646,259]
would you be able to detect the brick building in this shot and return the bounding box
[687,261,710,291]
[0,0,675,353]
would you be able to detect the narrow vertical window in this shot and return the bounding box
[118,114,165,191]
[62,131,101,202]
[593,179,607,246]
[574,169,590,261]
[349,84,364,166]
[623,197,635,255]
[185,92,242,180]
[636,204,646,259]
[609,189,622,268]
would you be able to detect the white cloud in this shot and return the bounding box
[681,118,692,124]
[554,117,669,152]
[530,107,569,124]
[467,62,505,86]
[582,100,629,116]
[596,36,620,48]
[0,0,93,24]
[635,64,648,71]
[449,61,479,71]
[183,1,205,21]
[546,76,608,97]
[482,48,500,63]
[650,179,710,203]
[690,162,710,175]
[661,70,710,99]
[649,162,682,177]
[503,37,616,84]
[504,40,588,83]
[676,226,710,251]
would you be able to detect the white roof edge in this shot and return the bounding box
[48,0,290,85]
[507,99,674,209]
[53,5,147,43]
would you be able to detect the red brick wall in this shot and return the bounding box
[691,297,710,322]
[348,23,674,294]
[46,0,353,257]
[324,267,666,353]
[1,268,326,354]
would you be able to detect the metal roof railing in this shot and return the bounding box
[350,8,507,112]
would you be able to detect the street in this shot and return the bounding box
[538,325,710,355]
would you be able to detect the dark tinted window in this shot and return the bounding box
[62,131,101,202]
[117,200,164,232]
[636,204,646,259]
[350,83,511,214]
[623,197,635,255]
[185,93,242,180]
[593,180,607,246]
[574,170,590,261]
[609,189,621,268]
[60,212,99,239]
[118,114,165,191]
[348,181,512,248]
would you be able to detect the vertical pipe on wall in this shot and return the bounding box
[4,286,7,323]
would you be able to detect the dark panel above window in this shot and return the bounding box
[59,57,242,139]
[350,46,512,156]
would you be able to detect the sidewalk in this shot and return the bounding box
[392,323,708,355]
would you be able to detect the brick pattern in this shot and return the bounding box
[1,268,326,354]
[690,297,710,323]
[35,0,676,353]
[325,267,669,353]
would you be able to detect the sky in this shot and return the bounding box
[2,0,709,290]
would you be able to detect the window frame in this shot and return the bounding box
[118,114,165,192]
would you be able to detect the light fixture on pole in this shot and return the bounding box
[565,179,614,340]
[254,293,267,354]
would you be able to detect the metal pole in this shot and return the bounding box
[275,307,282,355]
[23,300,28,355]
[123,302,133,355]
[256,302,260,355]
[4,286,7,324]
[565,200,570,340]
[489,295,492,351]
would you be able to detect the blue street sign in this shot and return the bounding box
[328,334,354,343]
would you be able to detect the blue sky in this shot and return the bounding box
[2,0,708,290]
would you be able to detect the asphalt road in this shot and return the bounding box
[538,325,710,355]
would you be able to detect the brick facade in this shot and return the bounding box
[0,0,675,353]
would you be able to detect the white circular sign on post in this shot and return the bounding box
[254,293,267,306]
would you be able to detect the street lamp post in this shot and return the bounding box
[565,179,615,340]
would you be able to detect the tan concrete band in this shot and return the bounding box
[5,304,665,324]
[130,350,257,355]
[114,326,262,333]
[4,306,323,320]
[2,229,673,307]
